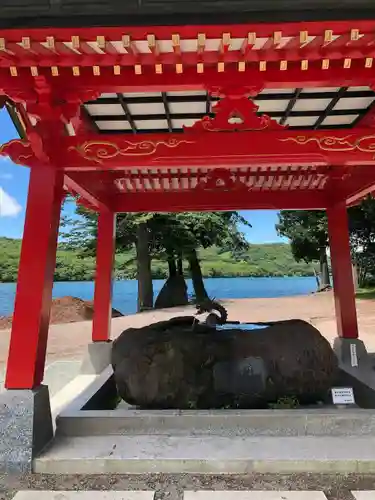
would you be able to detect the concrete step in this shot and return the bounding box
[184,494,327,500]
[34,434,375,474]
[11,492,375,500]
[56,408,375,437]
[13,493,153,500]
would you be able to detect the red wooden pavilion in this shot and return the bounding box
[0,10,374,396]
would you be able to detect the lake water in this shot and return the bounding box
[0,277,316,316]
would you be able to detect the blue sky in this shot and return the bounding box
[0,108,284,243]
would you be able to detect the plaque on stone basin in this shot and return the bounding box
[213,356,267,395]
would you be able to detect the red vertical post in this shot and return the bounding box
[327,202,358,339]
[92,210,116,342]
[5,167,64,389]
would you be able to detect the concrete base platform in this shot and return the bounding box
[185,494,327,500]
[80,342,112,375]
[56,408,375,437]
[13,493,154,500]
[0,385,53,473]
[333,337,370,368]
[12,492,372,500]
[11,492,375,500]
[34,434,375,474]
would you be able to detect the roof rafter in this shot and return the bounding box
[313,87,348,129]
[280,88,301,126]
[117,93,137,133]
[162,92,173,132]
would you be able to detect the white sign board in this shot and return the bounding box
[331,387,355,405]
[350,343,358,367]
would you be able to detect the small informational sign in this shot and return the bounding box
[331,387,355,405]
[350,343,358,367]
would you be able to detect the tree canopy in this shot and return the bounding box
[276,197,375,288]
[348,197,375,286]
[276,210,330,288]
[61,200,251,308]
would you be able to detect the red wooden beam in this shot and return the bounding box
[1,40,369,70]
[59,129,375,171]
[5,167,64,389]
[1,61,375,95]
[2,20,375,43]
[112,189,328,212]
[328,203,359,339]
[92,210,116,342]
[329,166,375,205]
[64,175,112,211]
[346,183,375,206]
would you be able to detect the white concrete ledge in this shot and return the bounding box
[51,366,113,420]
[50,375,98,421]
[13,492,154,500]
[184,494,327,500]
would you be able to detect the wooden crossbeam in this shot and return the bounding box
[117,93,137,133]
[313,87,348,129]
[162,92,173,132]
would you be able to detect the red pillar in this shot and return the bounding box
[327,202,359,339]
[5,167,64,389]
[92,210,116,342]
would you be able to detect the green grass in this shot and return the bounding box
[356,288,375,300]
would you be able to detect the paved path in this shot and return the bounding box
[9,491,375,500]
[0,360,81,396]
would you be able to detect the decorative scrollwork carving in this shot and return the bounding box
[69,138,195,164]
[185,87,284,133]
[279,134,375,155]
[0,139,41,168]
[196,168,247,191]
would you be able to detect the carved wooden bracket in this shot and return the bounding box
[185,86,285,133]
[67,189,97,211]
[0,139,42,168]
[0,77,100,165]
[196,168,248,191]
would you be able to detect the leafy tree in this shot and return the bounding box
[62,199,251,306]
[276,211,330,289]
[276,198,375,289]
[150,212,250,301]
[62,203,157,311]
[348,197,375,287]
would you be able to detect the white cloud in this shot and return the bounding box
[0,187,21,217]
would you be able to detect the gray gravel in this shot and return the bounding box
[2,473,375,500]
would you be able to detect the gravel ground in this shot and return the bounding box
[2,473,375,500]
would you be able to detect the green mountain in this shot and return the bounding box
[0,237,315,283]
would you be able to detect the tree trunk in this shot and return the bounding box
[319,247,330,289]
[168,256,177,277]
[313,267,321,291]
[136,223,153,312]
[352,263,359,291]
[177,255,183,276]
[357,262,368,288]
[188,249,209,302]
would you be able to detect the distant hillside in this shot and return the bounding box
[0,237,315,283]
